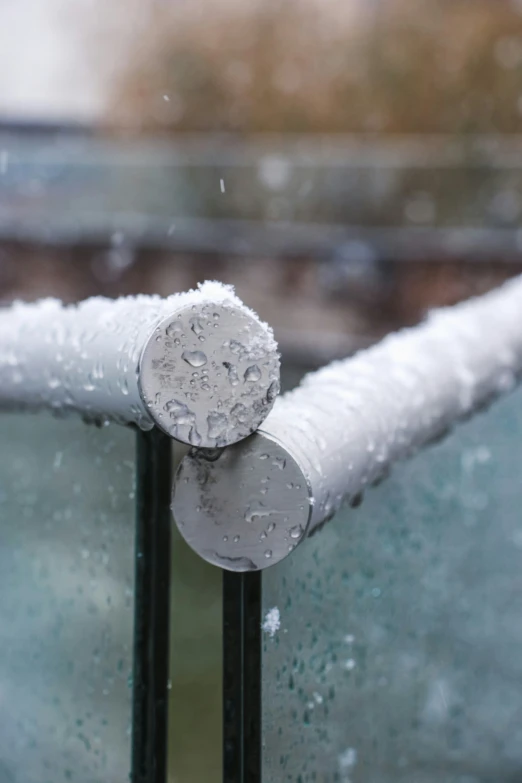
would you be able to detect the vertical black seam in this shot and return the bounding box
[223,570,262,783]
[131,428,172,783]
[240,576,245,782]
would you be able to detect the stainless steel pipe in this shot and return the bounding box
[0,281,280,448]
[173,275,522,571]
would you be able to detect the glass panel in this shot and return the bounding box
[168,524,222,783]
[262,383,522,783]
[0,412,135,783]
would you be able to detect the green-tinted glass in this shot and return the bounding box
[262,385,522,783]
[167,525,222,783]
[0,413,135,783]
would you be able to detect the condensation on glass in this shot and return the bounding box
[261,384,522,783]
[0,413,135,783]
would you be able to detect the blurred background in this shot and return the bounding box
[2,0,522,369]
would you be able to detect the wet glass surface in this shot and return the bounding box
[0,413,135,783]
[167,523,222,783]
[262,384,522,783]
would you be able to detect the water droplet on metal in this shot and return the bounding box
[245,507,271,523]
[207,412,228,439]
[166,320,183,337]
[189,427,202,446]
[244,364,261,383]
[231,403,248,423]
[182,350,207,368]
[190,316,205,335]
[165,398,192,419]
[267,380,279,403]
[223,361,239,386]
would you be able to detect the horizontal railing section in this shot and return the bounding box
[0,282,280,449]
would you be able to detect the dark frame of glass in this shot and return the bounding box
[130,428,264,783]
[223,572,262,783]
[132,429,173,783]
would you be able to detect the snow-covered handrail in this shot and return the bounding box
[173,275,522,571]
[0,282,280,448]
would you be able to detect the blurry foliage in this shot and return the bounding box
[110,0,522,134]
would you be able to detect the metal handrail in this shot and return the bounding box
[0,281,280,449]
[173,275,522,571]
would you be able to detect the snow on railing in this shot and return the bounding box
[0,282,280,448]
[173,275,522,571]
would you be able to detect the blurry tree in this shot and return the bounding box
[107,0,522,135]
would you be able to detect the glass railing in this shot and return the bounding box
[261,382,522,783]
[1,279,522,783]
[0,412,135,783]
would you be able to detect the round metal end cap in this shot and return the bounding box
[172,432,312,571]
[139,301,280,447]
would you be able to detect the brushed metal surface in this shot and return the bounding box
[172,432,311,571]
